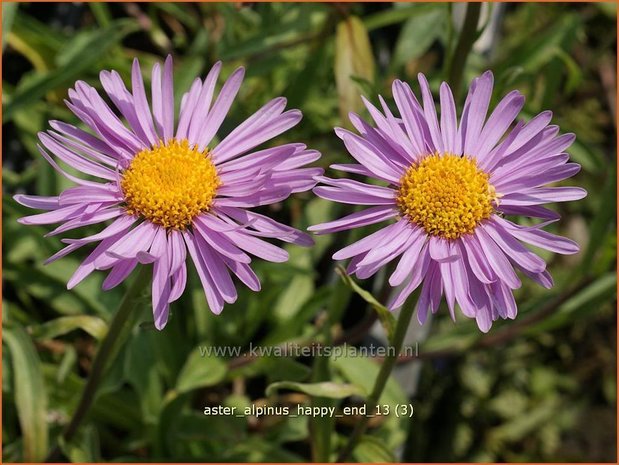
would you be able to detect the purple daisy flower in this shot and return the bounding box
[309,71,586,332]
[15,56,322,330]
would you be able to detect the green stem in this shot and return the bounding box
[446,2,482,100]
[336,300,416,462]
[46,266,150,462]
[311,276,352,462]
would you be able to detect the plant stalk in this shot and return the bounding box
[46,266,150,462]
[336,299,416,462]
[447,2,482,100]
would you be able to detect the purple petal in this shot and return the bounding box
[219,253,261,291]
[415,261,442,324]
[313,186,396,206]
[152,248,172,330]
[194,216,252,264]
[388,228,427,286]
[169,262,187,303]
[194,233,238,304]
[417,73,443,153]
[490,280,517,320]
[102,259,138,290]
[217,207,314,246]
[58,185,122,206]
[196,67,245,151]
[462,71,494,156]
[495,217,579,254]
[439,82,458,154]
[428,236,459,263]
[391,80,427,156]
[104,221,158,259]
[308,206,397,235]
[460,234,497,284]
[186,62,223,143]
[66,230,129,289]
[482,220,546,274]
[224,230,289,263]
[476,90,525,160]
[61,214,136,246]
[37,144,108,188]
[176,78,203,140]
[388,241,431,309]
[131,58,159,146]
[337,130,402,183]
[355,221,417,279]
[14,194,60,211]
[18,204,87,226]
[183,230,224,314]
[497,204,560,220]
[474,225,521,289]
[161,55,174,141]
[46,207,123,237]
[99,70,151,147]
[212,97,289,162]
[500,187,587,206]
[49,120,120,161]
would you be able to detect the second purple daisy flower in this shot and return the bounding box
[310,71,586,332]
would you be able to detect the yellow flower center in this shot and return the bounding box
[396,153,496,240]
[121,139,220,230]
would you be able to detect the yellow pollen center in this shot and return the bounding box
[397,153,496,240]
[121,139,220,230]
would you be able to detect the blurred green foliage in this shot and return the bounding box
[2,2,616,462]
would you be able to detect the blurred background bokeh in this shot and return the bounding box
[2,2,617,462]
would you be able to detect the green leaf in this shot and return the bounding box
[123,330,164,423]
[336,265,396,340]
[88,3,112,27]
[496,13,580,76]
[331,348,407,406]
[29,316,108,341]
[334,15,375,125]
[273,270,314,320]
[353,435,397,462]
[58,425,100,463]
[4,324,49,461]
[393,7,445,67]
[581,160,616,271]
[266,381,366,399]
[4,20,138,122]
[364,4,439,31]
[175,346,227,393]
[525,273,617,334]
[331,349,409,451]
[2,2,18,52]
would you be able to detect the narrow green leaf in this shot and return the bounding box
[353,435,397,462]
[393,7,445,67]
[176,347,227,393]
[4,20,138,122]
[4,324,49,461]
[364,3,440,31]
[30,316,108,341]
[88,3,111,27]
[336,265,396,340]
[581,161,616,271]
[58,425,100,463]
[331,348,407,406]
[266,381,366,399]
[2,2,18,52]
[525,273,617,334]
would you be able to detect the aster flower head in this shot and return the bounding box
[310,71,586,332]
[15,56,322,330]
